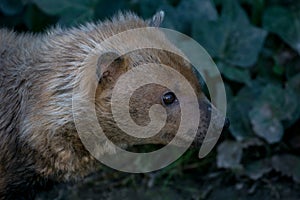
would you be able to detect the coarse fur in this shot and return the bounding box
[0,11,227,199]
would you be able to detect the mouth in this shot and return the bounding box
[191,117,230,148]
[190,136,204,148]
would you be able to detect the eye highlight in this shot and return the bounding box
[162,92,177,106]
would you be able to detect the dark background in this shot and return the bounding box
[1,0,300,199]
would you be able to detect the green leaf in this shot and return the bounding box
[282,87,300,123]
[286,73,300,125]
[217,141,243,169]
[244,158,272,180]
[32,0,70,15]
[178,0,218,21]
[139,0,169,18]
[160,0,217,33]
[58,8,94,26]
[192,20,223,57]
[192,1,267,67]
[224,83,233,102]
[227,82,261,141]
[272,154,300,183]
[249,84,298,143]
[217,61,251,84]
[32,0,96,25]
[241,138,264,148]
[263,6,300,55]
[287,73,300,94]
[254,84,299,121]
[249,105,284,143]
[94,0,130,20]
[23,4,57,31]
[0,0,24,16]
[286,59,300,79]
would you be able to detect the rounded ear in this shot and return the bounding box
[96,52,127,83]
[148,10,165,27]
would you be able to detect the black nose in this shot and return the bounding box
[224,117,230,129]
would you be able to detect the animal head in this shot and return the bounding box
[21,11,228,179]
[80,11,229,150]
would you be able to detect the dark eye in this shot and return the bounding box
[162,92,177,106]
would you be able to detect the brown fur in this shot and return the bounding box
[0,12,226,199]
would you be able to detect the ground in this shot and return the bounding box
[36,149,300,200]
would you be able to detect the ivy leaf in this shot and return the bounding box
[58,8,94,26]
[0,0,24,16]
[177,0,218,21]
[217,61,251,84]
[249,105,284,144]
[160,0,217,33]
[272,154,300,183]
[249,84,298,143]
[286,59,300,80]
[287,73,300,95]
[254,84,299,122]
[227,82,261,141]
[32,0,96,25]
[217,141,243,169]
[244,159,272,180]
[94,0,130,20]
[23,4,57,32]
[138,0,169,18]
[286,73,300,126]
[263,6,300,55]
[192,1,267,67]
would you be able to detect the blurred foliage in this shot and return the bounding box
[1,0,300,195]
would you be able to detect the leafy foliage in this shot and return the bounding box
[263,5,300,54]
[192,1,267,67]
[1,0,300,191]
[217,140,243,169]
